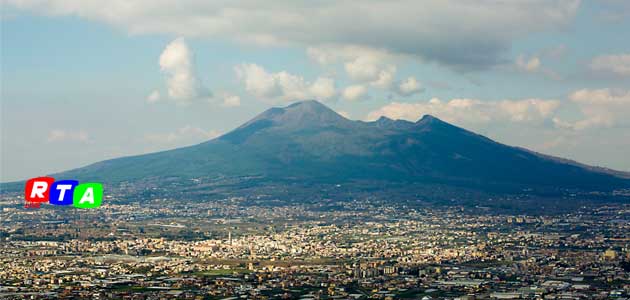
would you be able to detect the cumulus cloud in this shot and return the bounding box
[342,85,368,101]
[346,57,396,86]
[514,53,562,79]
[371,68,396,89]
[144,126,220,145]
[557,88,630,130]
[5,0,581,69]
[498,99,560,122]
[211,92,241,107]
[309,45,399,89]
[345,56,382,82]
[590,53,630,77]
[47,129,89,143]
[146,90,161,103]
[220,94,241,107]
[158,37,210,104]
[235,63,337,103]
[366,98,560,124]
[308,45,395,66]
[309,77,337,100]
[394,77,424,96]
[309,45,423,97]
[343,54,401,93]
[516,54,541,72]
[235,64,280,99]
[367,89,630,131]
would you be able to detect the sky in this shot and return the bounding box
[1,0,630,182]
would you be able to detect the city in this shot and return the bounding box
[3,1,630,299]
[1,189,629,299]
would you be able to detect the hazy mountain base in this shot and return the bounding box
[2,100,629,212]
[86,175,629,215]
[48,100,630,190]
[1,172,628,214]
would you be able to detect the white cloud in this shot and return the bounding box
[366,98,559,124]
[211,92,241,107]
[516,54,541,72]
[515,53,561,79]
[309,45,423,96]
[144,126,220,145]
[370,67,397,90]
[309,77,337,100]
[336,110,351,119]
[342,85,367,101]
[235,63,281,99]
[6,1,581,69]
[590,53,630,77]
[47,129,89,143]
[498,99,559,122]
[235,63,337,103]
[146,90,161,103]
[308,45,395,66]
[395,77,424,96]
[310,45,399,89]
[344,56,381,82]
[158,37,210,104]
[221,94,241,107]
[367,89,630,131]
[345,57,396,86]
[559,88,630,130]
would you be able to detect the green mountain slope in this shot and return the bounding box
[53,100,628,192]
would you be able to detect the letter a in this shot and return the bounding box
[73,183,103,209]
[79,187,94,204]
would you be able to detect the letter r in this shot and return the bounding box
[31,182,48,198]
[25,177,55,203]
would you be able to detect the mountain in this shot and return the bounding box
[53,100,629,198]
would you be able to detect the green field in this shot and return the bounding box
[194,268,252,276]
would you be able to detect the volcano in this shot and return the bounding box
[55,100,629,196]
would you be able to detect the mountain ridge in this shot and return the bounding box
[3,100,629,201]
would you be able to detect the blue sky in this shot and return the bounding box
[2,0,630,181]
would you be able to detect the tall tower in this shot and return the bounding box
[250,244,256,260]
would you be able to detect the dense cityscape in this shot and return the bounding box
[1,188,629,299]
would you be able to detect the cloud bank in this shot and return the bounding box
[367,98,560,125]
[590,53,630,77]
[559,88,630,130]
[235,63,337,103]
[369,88,630,132]
[7,0,581,70]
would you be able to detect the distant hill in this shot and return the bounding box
[48,100,629,197]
